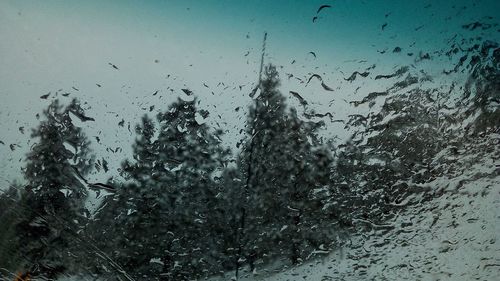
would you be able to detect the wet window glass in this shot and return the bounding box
[1,1,499,280]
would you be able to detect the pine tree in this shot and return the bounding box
[91,115,163,278]
[331,80,446,228]
[16,98,93,278]
[153,98,230,279]
[237,65,333,269]
[94,98,230,280]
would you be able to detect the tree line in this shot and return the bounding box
[1,38,499,280]
[0,65,338,280]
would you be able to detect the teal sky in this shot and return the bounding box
[0,0,499,187]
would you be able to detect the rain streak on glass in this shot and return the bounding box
[0,1,499,281]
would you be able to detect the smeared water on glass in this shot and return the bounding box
[0,1,498,280]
